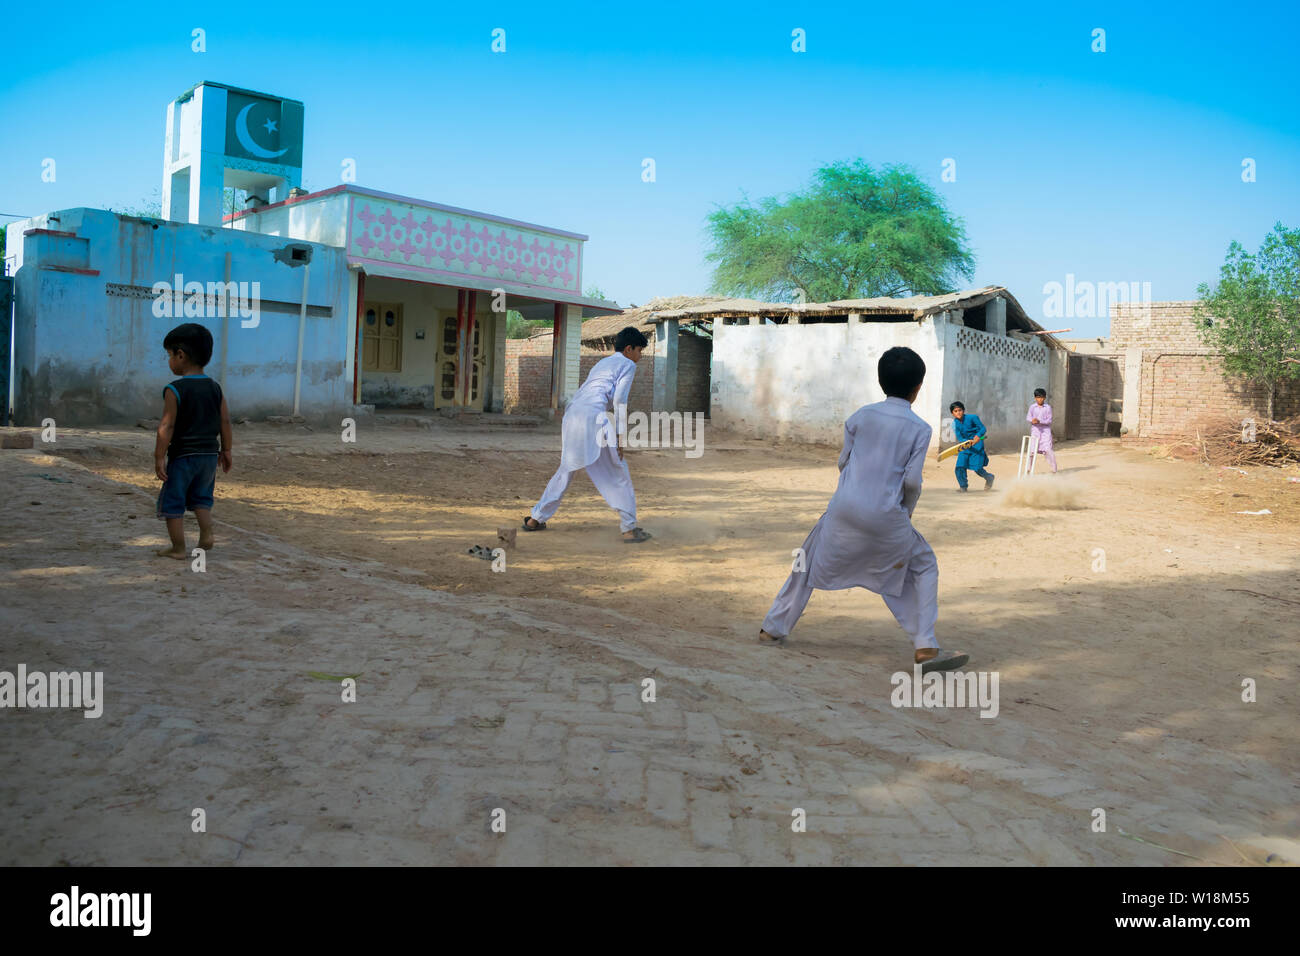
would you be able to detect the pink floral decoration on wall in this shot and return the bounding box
[351,199,579,291]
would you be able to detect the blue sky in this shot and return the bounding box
[2,0,1297,336]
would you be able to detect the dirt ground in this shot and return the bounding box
[1,416,1297,865]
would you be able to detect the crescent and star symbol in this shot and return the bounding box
[234,103,289,159]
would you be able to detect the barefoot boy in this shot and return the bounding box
[949,401,994,492]
[523,326,653,543]
[1026,387,1058,473]
[154,323,232,558]
[759,347,969,673]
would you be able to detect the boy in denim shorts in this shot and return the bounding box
[154,323,233,558]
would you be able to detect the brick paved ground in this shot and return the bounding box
[1,432,1296,866]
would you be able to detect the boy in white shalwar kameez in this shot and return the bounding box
[758,347,970,673]
[523,326,653,543]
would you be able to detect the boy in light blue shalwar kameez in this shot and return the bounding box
[949,401,994,492]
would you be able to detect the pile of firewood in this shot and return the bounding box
[1154,417,1300,466]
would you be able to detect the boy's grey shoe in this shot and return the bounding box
[956,486,968,492]
[919,649,970,673]
[984,474,995,491]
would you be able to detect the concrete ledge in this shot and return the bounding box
[0,431,35,448]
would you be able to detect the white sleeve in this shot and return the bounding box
[837,422,855,471]
[612,361,634,433]
[901,427,930,517]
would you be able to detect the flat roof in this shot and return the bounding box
[224,184,589,241]
[174,81,303,106]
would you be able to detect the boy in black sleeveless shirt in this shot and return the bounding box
[155,323,233,558]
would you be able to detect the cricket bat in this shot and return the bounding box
[937,434,986,462]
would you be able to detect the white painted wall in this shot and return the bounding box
[938,321,1052,451]
[712,315,1054,450]
[230,191,349,246]
[9,207,352,425]
[712,318,946,445]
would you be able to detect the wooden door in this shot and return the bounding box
[362,302,403,373]
[432,298,486,411]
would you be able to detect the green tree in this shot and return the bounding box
[506,310,552,339]
[705,160,974,302]
[1196,222,1300,421]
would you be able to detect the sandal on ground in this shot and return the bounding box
[916,648,970,673]
[622,528,653,543]
[522,516,546,531]
[757,629,786,646]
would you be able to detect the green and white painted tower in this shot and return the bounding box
[161,82,304,226]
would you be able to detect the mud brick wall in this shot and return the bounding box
[506,336,657,413]
[507,328,710,414]
[1075,353,1122,438]
[676,330,712,414]
[1110,301,1206,353]
[1110,301,1300,437]
[1145,354,1300,434]
[504,337,554,410]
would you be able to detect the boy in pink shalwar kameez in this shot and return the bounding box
[1027,388,1058,473]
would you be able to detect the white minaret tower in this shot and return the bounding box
[161,82,304,226]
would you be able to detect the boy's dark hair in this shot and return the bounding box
[949,401,965,413]
[1034,387,1047,398]
[164,323,214,367]
[878,347,926,398]
[614,326,649,353]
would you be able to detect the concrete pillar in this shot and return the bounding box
[849,312,864,323]
[490,309,507,412]
[550,304,583,410]
[987,296,1007,336]
[1122,348,1143,435]
[550,303,564,411]
[1048,349,1069,441]
[652,318,678,411]
[191,147,227,226]
[162,83,228,227]
[560,305,582,405]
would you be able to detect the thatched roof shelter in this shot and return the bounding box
[528,286,1063,350]
[633,286,1062,349]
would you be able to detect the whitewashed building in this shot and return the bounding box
[673,287,1068,450]
[4,81,617,425]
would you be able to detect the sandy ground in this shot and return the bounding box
[1,416,1297,866]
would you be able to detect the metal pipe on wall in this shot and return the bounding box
[219,252,231,386]
[292,263,310,416]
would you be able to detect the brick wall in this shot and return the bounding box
[1070,353,1122,438]
[504,336,554,410]
[1110,301,1205,353]
[505,327,711,414]
[677,330,712,414]
[1145,354,1300,433]
[505,335,658,413]
[1111,301,1300,437]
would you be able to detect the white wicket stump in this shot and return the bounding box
[1017,435,1041,478]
